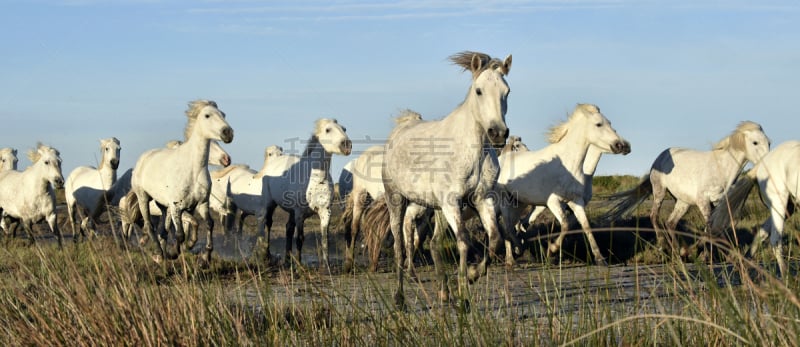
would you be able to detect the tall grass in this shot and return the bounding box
[0,176,797,345]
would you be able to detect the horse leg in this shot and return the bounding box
[66,202,80,243]
[181,212,198,251]
[22,221,36,246]
[523,206,547,233]
[199,203,215,265]
[567,200,606,266]
[501,204,524,267]
[47,211,63,248]
[344,191,367,274]
[546,196,570,263]
[650,184,666,249]
[474,196,503,279]
[666,200,690,255]
[767,194,789,279]
[429,210,450,302]
[318,207,331,271]
[440,202,469,310]
[165,204,183,260]
[385,192,406,310]
[403,203,426,280]
[136,191,165,262]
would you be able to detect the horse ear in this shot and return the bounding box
[470,53,484,74]
[502,54,512,75]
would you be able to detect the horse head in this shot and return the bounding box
[451,51,512,146]
[729,121,770,165]
[314,118,352,156]
[185,100,234,145]
[573,104,628,155]
[28,143,64,189]
[265,145,284,160]
[100,137,121,170]
[0,148,18,171]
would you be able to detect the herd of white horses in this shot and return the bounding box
[0,51,795,307]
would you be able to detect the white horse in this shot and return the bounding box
[64,137,121,240]
[260,118,351,268]
[601,121,770,255]
[117,139,232,245]
[342,110,423,273]
[210,145,300,235]
[131,100,233,264]
[0,143,64,246]
[0,148,18,171]
[382,51,514,308]
[710,140,800,277]
[498,104,628,266]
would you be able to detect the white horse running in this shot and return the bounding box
[131,100,233,264]
[64,137,121,240]
[520,140,630,233]
[0,143,64,246]
[0,148,18,171]
[497,104,628,266]
[261,118,352,267]
[710,140,800,277]
[342,110,423,272]
[382,51,515,308]
[601,121,769,254]
[117,139,232,245]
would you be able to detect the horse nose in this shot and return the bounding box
[613,140,629,154]
[54,177,64,188]
[110,158,120,169]
[221,154,231,167]
[341,139,352,155]
[221,127,234,144]
[620,140,632,155]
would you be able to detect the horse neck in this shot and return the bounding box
[551,129,592,177]
[180,133,212,170]
[301,137,332,183]
[441,103,487,150]
[255,156,271,178]
[97,153,117,187]
[24,164,52,193]
[712,146,748,185]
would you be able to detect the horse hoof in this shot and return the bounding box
[150,254,163,264]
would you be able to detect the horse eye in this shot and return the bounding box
[595,123,603,127]
[343,127,347,132]
[205,114,211,119]
[325,128,331,133]
[753,141,758,145]
[44,161,49,165]
[475,88,483,96]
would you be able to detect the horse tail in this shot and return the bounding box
[361,196,392,270]
[118,190,141,226]
[709,175,757,234]
[340,192,354,237]
[598,174,654,224]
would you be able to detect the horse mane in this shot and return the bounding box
[449,51,509,78]
[27,142,58,164]
[394,109,423,124]
[713,121,764,152]
[210,164,248,179]
[165,140,182,149]
[184,99,219,140]
[547,104,601,143]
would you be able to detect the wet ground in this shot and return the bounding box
[17,201,791,319]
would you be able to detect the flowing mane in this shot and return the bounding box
[449,51,511,77]
[184,100,220,140]
[713,121,765,152]
[394,109,423,124]
[27,143,59,165]
[547,104,600,144]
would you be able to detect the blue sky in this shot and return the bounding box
[2,0,798,181]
